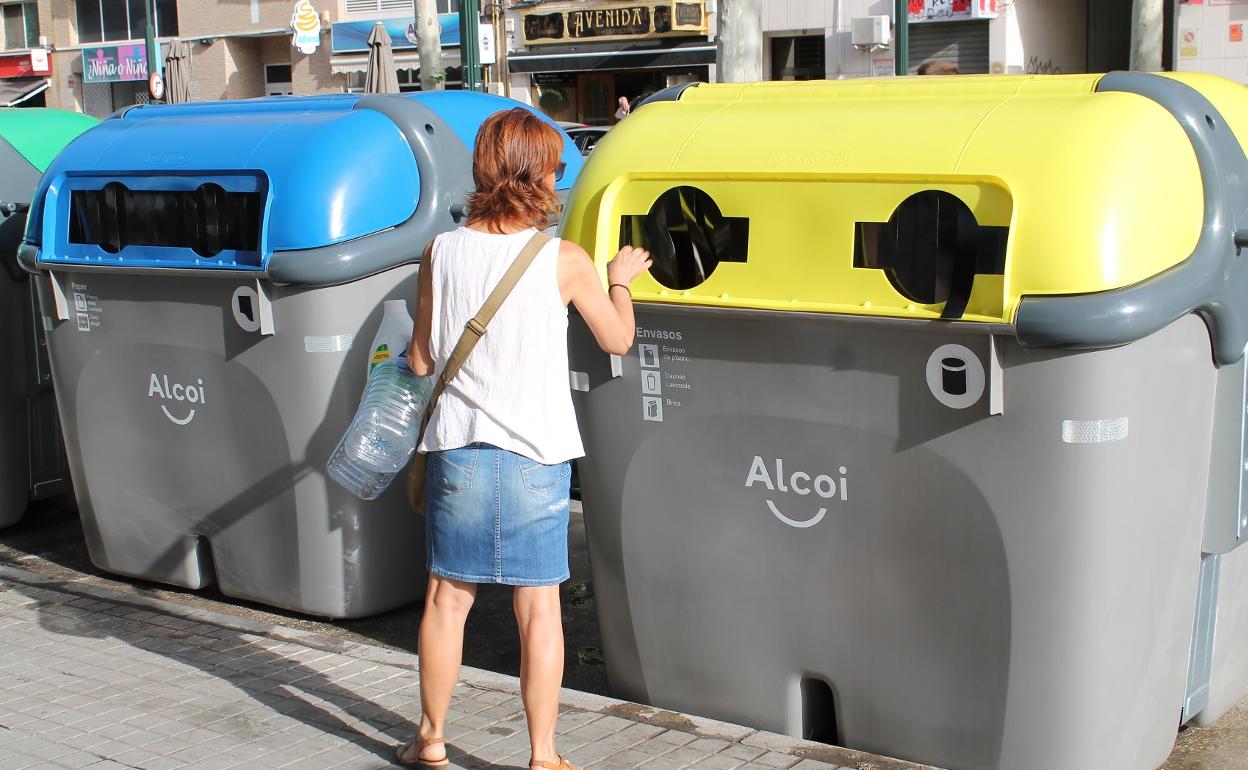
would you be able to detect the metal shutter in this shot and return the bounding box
[908,20,990,75]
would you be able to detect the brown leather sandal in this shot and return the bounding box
[396,735,449,767]
[530,755,580,770]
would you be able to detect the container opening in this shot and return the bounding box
[190,534,217,587]
[619,186,748,290]
[235,293,255,324]
[854,190,1007,320]
[800,677,839,744]
[69,182,263,259]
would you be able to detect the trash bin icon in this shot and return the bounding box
[18,93,583,617]
[0,108,95,527]
[562,72,1248,769]
[940,357,966,395]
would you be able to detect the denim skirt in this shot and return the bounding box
[424,443,572,586]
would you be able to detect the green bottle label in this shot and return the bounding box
[369,344,391,372]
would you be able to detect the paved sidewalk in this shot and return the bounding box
[0,566,932,770]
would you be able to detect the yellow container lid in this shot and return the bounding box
[561,73,1248,361]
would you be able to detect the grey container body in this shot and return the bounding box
[33,268,425,617]
[1,142,69,527]
[569,306,1221,770]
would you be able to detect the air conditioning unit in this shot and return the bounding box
[851,16,891,50]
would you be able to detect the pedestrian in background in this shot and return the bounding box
[615,95,631,121]
[396,107,651,770]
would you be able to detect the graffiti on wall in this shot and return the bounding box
[1025,55,1062,75]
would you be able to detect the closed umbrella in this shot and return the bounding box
[364,21,399,94]
[162,40,193,103]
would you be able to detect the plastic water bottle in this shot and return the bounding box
[367,299,414,377]
[328,355,433,500]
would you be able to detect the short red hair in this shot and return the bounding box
[467,107,563,231]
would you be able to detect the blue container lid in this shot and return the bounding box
[25,91,583,278]
[403,90,584,193]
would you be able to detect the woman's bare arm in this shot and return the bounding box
[560,240,651,356]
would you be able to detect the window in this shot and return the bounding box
[345,0,454,19]
[770,35,824,81]
[264,64,292,96]
[75,0,177,44]
[2,2,38,50]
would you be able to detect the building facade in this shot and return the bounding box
[504,0,715,126]
[0,0,1210,117]
[1175,0,1248,83]
[762,0,1109,81]
[0,0,465,114]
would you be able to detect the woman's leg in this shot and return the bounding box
[514,584,565,766]
[409,574,477,762]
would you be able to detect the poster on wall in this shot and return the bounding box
[1180,27,1200,58]
[908,0,998,22]
[82,44,148,83]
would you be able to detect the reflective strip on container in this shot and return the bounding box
[1061,417,1129,444]
[304,334,354,353]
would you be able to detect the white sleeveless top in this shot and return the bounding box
[418,227,585,464]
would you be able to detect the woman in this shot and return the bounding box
[397,107,651,769]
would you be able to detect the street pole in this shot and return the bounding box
[458,0,482,91]
[414,0,444,91]
[492,2,508,97]
[894,0,908,75]
[1130,0,1164,72]
[715,0,762,82]
[143,0,160,100]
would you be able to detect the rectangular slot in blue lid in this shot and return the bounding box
[44,173,268,270]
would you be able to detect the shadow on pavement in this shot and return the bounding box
[5,577,526,769]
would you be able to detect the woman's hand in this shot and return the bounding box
[606,246,652,288]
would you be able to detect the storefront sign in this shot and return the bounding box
[908,0,997,22]
[82,44,148,84]
[331,14,459,54]
[291,0,323,54]
[0,51,52,78]
[522,1,707,45]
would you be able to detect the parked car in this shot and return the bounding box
[566,126,610,156]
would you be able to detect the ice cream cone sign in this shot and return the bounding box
[291,0,322,54]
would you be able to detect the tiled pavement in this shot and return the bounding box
[0,565,933,770]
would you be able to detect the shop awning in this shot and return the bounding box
[330,49,462,75]
[0,77,49,107]
[506,41,715,74]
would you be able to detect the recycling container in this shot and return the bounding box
[561,72,1248,770]
[18,92,583,618]
[0,108,95,527]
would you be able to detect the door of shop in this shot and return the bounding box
[578,72,614,125]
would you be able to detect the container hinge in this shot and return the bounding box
[230,280,275,336]
[46,271,70,322]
